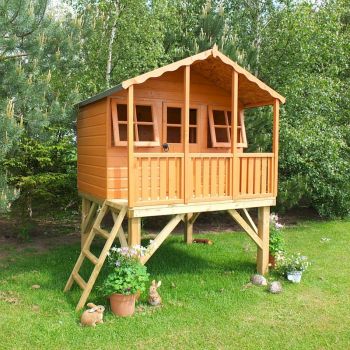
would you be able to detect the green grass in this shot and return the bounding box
[1,219,350,349]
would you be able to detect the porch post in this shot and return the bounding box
[184,213,193,244]
[183,65,190,204]
[272,99,280,196]
[127,85,140,246]
[231,70,239,198]
[257,206,270,275]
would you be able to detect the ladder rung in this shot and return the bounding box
[72,272,86,290]
[83,249,99,265]
[94,226,110,240]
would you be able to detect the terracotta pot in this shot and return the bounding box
[110,293,136,317]
[269,253,276,268]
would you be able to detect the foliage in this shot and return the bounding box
[100,246,149,296]
[269,213,285,255]
[276,252,310,275]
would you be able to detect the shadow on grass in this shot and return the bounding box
[0,234,256,309]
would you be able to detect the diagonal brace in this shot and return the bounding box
[227,209,262,249]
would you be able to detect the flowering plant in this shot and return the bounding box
[276,253,310,275]
[269,213,285,256]
[100,245,149,296]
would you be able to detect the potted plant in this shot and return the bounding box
[100,245,149,317]
[269,213,285,268]
[276,253,309,283]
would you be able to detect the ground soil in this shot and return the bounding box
[0,207,320,261]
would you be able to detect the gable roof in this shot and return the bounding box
[77,46,285,108]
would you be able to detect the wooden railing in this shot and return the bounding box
[189,154,232,201]
[237,153,274,197]
[133,152,275,206]
[135,153,183,204]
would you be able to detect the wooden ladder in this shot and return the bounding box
[64,201,127,311]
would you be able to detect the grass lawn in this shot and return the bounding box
[0,219,350,349]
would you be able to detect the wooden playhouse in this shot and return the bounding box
[65,46,285,310]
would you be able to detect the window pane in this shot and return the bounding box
[215,128,229,143]
[227,111,241,126]
[136,105,153,122]
[167,126,181,143]
[167,107,181,124]
[190,108,197,125]
[189,127,197,144]
[137,125,154,141]
[117,104,127,121]
[213,110,226,125]
[118,124,127,141]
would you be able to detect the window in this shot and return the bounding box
[208,106,247,148]
[111,101,160,147]
[164,104,198,144]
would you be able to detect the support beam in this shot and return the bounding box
[141,214,184,265]
[127,85,135,208]
[184,213,193,244]
[81,199,98,248]
[272,99,280,196]
[240,208,258,234]
[111,210,128,247]
[257,206,270,275]
[227,209,262,249]
[128,217,141,247]
[184,65,190,203]
[231,70,239,198]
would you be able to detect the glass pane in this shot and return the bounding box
[189,127,197,144]
[167,126,181,143]
[136,105,153,122]
[117,104,127,121]
[190,108,197,125]
[213,110,226,125]
[118,124,127,141]
[137,125,154,141]
[215,127,229,143]
[167,107,181,124]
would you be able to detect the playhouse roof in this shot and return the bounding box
[77,46,285,108]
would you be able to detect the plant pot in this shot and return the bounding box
[269,254,276,268]
[110,293,136,317]
[287,271,302,283]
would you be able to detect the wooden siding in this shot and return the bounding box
[77,98,107,199]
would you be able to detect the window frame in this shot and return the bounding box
[208,106,247,148]
[111,99,160,147]
[163,102,200,145]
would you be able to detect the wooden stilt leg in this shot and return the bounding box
[184,213,193,244]
[81,198,90,248]
[128,217,141,246]
[257,206,270,275]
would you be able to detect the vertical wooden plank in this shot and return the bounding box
[203,158,209,198]
[273,99,280,196]
[141,158,149,200]
[195,158,202,197]
[210,158,217,196]
[127,85,135,207]
[150,157,158,200]
[184,65,190,203]
[128,217,141,247]
[247,158,254,195]
[267,157,272,194]
[159,158,167,199]
[257,206,270,275]
[169,158,175,198]
[254,158,261,194]
[231,70,239,198]
[241,158,247,195]
[176,157,182,199]
[261,158,267,193]
[189,157,194,199]
[218,158,225,196]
